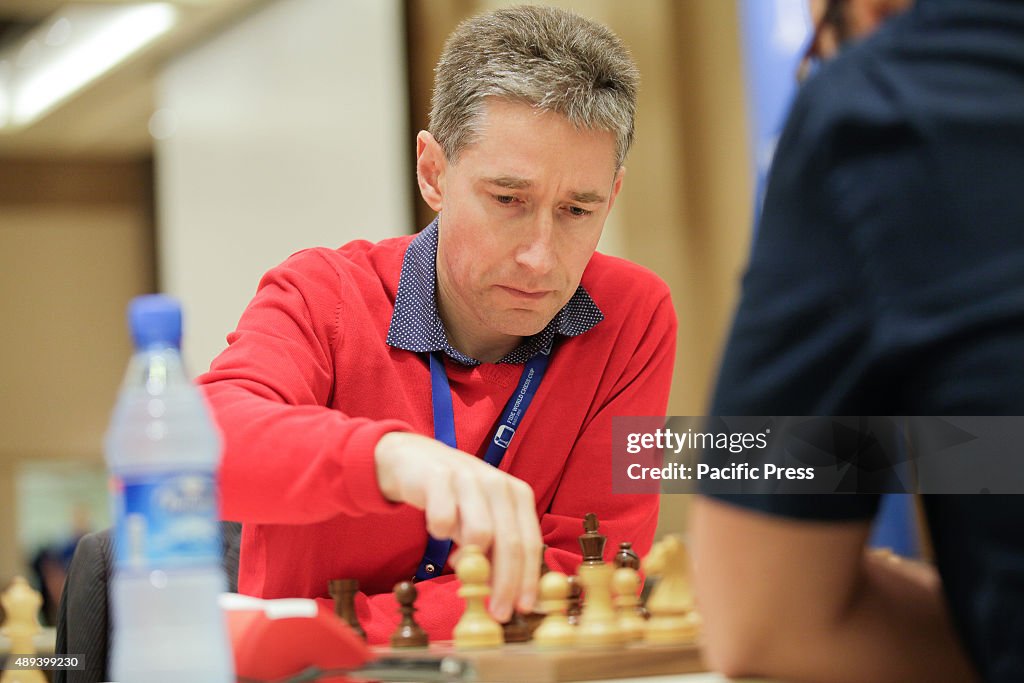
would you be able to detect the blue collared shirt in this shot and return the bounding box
[385,218,604,366]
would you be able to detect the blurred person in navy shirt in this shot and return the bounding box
[695,1,1024,681]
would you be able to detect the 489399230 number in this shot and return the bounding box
[7,656,84,671]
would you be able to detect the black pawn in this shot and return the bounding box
[328,578,366,640]
[391,581,428,648]
[502,611,532,643]
[578,512,606,566]
[614,542,640,570]
[566,574,583,626]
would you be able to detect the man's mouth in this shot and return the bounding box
[496,285,552,301]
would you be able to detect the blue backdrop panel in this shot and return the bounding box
[737,0,809,210]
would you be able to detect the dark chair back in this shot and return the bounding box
[54,521,241,683]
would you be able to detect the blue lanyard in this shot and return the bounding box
[414,343,552,580]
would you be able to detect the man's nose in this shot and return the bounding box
[514,213,557,274]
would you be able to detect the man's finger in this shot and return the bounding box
[424,469,458,540]
[511,480,541,613]
[451,468,495,551]
[486,478,527,623]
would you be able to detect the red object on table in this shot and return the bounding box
[226,599,372,682]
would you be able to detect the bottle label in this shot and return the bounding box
[111,471,221,571]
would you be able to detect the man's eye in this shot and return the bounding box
[494,195,517,205]
[568,206,593,217]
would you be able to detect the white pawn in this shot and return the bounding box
[612,566,645,642]
[1,577,47,683]
[533,571,575,649]
[453,545,503,649]
[576,563,623,648]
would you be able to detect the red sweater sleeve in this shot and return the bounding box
[198,249,411,525]
[542,291,677,572]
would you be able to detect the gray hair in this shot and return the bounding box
[429,5,639,169]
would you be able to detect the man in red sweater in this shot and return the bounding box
[199,5,676,643]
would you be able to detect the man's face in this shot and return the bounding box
[417,98,623,358]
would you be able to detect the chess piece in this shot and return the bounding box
[566,574,583,626]
[642,535,701,644]
[576,562,623,648]
[616,542,649,619]
[533,571,575,649]
[453,545,503,649]
[578,512,606,566]
[614,541,640,570]
[612,567,645,642]
[502,611,531,643]
[328,578,366,640]
[1,577,47,683]
[523,545,552,636]
[391,581,428,648]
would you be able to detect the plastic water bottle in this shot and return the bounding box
[105,295,234,683]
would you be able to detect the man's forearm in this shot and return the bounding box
[717,552,977,682]
[694,498,978,683]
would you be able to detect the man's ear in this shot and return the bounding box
[607,166,626,213]
[416,131,446,212]
[849,0,913,39]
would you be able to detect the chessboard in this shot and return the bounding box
[369,639,705,683]
[332,514,705,683]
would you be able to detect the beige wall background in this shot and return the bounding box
[156,0,413,374]
[0,0,755,577]
[0,160,154,581]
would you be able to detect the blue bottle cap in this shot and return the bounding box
[129,294,183,350]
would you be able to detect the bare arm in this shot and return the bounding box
[692,496,977,683]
